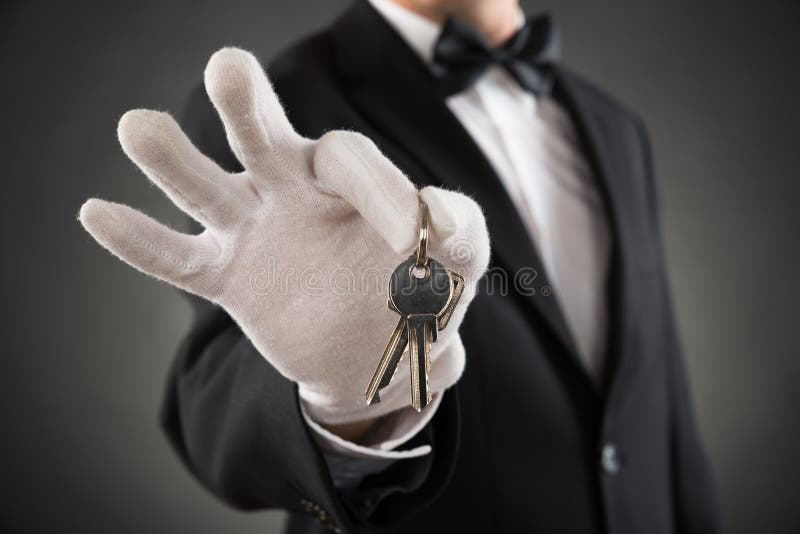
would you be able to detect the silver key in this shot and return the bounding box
[392,256,452,411]
[365,317,408,405]
[364,267,464,406]
[364,200,465,411]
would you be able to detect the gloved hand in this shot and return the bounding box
[79,48,490,425]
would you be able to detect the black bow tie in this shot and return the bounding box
[431,13,559,98]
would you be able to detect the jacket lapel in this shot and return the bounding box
[552,69,645,400]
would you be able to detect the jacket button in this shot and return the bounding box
[601,443,620,475]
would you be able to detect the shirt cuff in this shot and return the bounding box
[300,393,442,460]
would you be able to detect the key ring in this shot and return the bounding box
[415,199,429,269]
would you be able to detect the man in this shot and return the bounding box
[79,0,720,532]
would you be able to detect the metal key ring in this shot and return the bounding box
[415,199,429,268]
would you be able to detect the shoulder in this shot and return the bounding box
[556,65,649,139]
[557,66,653,176]
[267,30,349,137]
[267,30,335,85]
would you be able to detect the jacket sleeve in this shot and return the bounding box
[158,84,460,532]
[636,118,722,534]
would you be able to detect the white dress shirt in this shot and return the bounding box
[306,0,611,459]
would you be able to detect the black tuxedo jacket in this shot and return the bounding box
[161,2,720,533]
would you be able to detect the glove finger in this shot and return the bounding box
[79,198,221,295]
[204,47,307,181]
[313,130,419,254]
[420,186,490,283]
[118,110,242,230]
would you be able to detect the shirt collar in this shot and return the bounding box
[368,0,526,66]
[368,0,442,64]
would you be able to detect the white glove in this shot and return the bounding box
[79,48,490,425]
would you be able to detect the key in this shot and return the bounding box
[364,264,464,406]
[364,200,466,411]
[390,256,453,411]
[436,270,464,331]
[364,317,407,405]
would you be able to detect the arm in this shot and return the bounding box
[80,49,484,528]
[665,314,722,534]
[636,119,722,533]
[159,300,343,514]
[160,294,461,528]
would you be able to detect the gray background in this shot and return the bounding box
[1,0,798,532]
